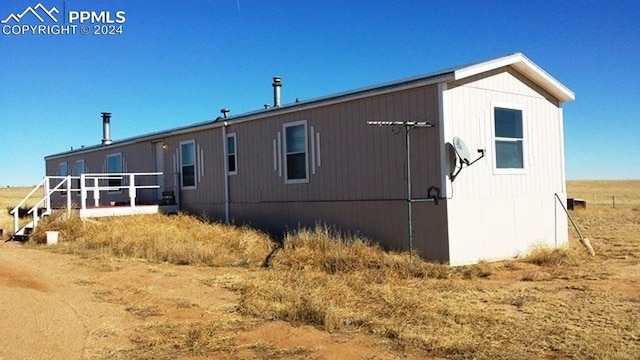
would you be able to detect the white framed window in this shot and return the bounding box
[106,153,123,193]
[74,160,85,194]
[493,105,526,174]
[59,162,68,196]
[283,120,309,184]
[180,140,197,189]
[227,133,237,175]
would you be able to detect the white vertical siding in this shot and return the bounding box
[444,67,569,265]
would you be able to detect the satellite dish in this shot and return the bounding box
[452,136,471,165]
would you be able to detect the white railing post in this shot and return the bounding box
[33,207,38,228]
[13,208,18,235]
[129,173,136,208]
[93,177,100,207]
[44,177,51,214]
[66,175,72,216]
[80,174,87,210]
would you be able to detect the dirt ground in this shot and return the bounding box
[0,242,421,360]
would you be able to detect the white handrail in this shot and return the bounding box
[11,178,46,234]
[11,172,168,236]
[28,176,71,228]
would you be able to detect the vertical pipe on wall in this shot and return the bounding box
[406,125,414,255]
[222,122,230,224]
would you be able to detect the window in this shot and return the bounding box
[180,140,196,188]
[59,162,68,177]
[494,107,524,171]
[284,120,308,183]
[227,133,237,175]
[106,153,123,192]
[59,162,68,196]
[74,160,85,193]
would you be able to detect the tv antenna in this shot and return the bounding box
[367,120,434,255]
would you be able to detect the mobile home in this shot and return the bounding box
[43,53,575,265]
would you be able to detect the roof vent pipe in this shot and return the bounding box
[272,76,282,107]
[221,108,230,118]
[101,112,112,145]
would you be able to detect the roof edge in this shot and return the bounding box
[453,52,575,102]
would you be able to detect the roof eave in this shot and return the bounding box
[453,52,575,102]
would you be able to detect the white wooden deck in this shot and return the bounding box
[78,204,179,218]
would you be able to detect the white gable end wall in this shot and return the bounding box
[443,67,569,265]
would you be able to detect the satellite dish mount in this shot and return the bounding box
[449,136,485,181]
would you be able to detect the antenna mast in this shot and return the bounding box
[367,121,433,255]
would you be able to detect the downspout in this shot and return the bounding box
[222,121,230,224]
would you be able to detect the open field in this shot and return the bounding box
[0,180,639,359]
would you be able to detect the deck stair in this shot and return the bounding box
[9,220,36,242]
[7,177,60,242]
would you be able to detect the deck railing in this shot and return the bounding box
[78,172,163,210]
[11,172,174,235]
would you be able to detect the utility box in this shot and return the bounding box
[567,198,587,210]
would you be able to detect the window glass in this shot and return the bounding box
[181,142,196,187]
[227,134,237,174]
[494,107,524,170]
[286,125,306,153]
[74,160,85,191]
[59,162,68,176]
[496,140,524,168]
[284,123,307,181]
[107,154,122,173]
[59,163,68,195]
[286,153,306,180]
[495,108,523,138]
[106,154,122,191]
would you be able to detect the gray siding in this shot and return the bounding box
[222,85,448,259]
[44,83,449,260]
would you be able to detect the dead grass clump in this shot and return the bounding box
[30,210,85,244]
[275,225,385,274]
[272,225,457,280]
[32,213,273,267]
[522,246,571,267]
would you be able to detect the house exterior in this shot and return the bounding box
[44,53,575,265]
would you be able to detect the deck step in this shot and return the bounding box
[8,234,31,242]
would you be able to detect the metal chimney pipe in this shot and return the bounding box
[101,112,112,145]
[272,76,282,107]
[221,108,230,118]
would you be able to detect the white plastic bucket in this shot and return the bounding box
[46,231,59,245]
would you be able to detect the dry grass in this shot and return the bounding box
[237,223,640,359]
[29,212,273,268]
[2,181,639,359]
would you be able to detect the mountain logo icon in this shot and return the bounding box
[1,3,59,24]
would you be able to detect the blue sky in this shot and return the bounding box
[1,0,638,186]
